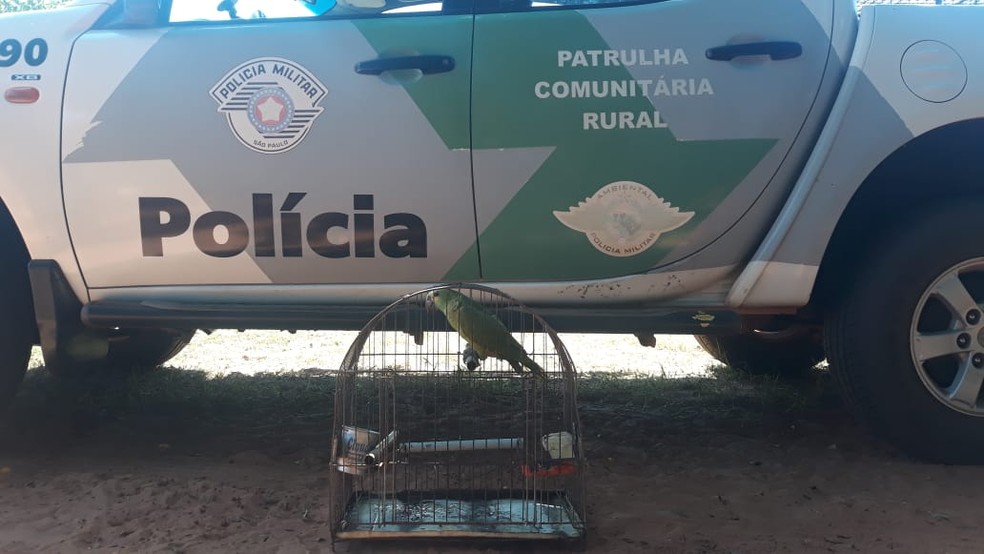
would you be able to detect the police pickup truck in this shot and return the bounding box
[2,0,983,462]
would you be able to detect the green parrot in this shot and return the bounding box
[426,289,545,377]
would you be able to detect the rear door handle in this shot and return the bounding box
[355,55,455,76]
[705,41,802,61]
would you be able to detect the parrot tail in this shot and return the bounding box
[521,355,546,379]
[507,356,546,379]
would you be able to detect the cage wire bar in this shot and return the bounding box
[329,284,586,542]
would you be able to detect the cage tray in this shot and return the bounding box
[337,492,583,539]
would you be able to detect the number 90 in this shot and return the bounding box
[0,38,48,67]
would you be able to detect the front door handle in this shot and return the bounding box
[355,55,455,76]
[705,41,802,61]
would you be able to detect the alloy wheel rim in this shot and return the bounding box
[910,258,984,417]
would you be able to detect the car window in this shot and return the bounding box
[382,1,442,14]
[529,0,648,7]
[168,0,447,22]
[170,0,335,22]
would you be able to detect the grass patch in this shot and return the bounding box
[3,367,337,451]
[575,366,840,441]
[2,361,841,455]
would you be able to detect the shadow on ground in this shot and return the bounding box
[0,364,865,462]
[4,365,953,554]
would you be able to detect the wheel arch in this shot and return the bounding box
[0,194,37,344]
[812,118,984,310]
[0,195,31,271]
[729,116,984,310]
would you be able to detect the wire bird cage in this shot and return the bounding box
[329,284,585,542]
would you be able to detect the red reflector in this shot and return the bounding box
[5,87,40,104]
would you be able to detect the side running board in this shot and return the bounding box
[82,298,741,334]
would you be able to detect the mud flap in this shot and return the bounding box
[28,260,108,376]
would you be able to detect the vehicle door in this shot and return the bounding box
[469,0,834,281]
[61,0,478,288]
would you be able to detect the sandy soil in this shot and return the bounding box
[2,332,984,553]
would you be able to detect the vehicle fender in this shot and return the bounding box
[0,3,110,302]
[728,5,984,308]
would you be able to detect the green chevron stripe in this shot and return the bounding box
[449,10,775,280]
[352,16,472,151]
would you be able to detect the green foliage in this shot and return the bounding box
[0,0,66,13]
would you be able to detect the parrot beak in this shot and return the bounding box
[424,291,436,310]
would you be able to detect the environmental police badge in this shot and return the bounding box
[211,57,327,154]
[553,181,694,257]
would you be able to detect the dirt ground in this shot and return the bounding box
[2,332,984,553]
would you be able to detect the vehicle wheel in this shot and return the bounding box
[0,256,34,410]
[47,328,195,377]
[104,329,195,371]
[694,326,824,377]
[825,201,984,463]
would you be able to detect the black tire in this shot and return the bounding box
[103,329,195,371]
[0,248,34,410]
[48,328,195,378]
[0,283,32,409]
[45,329,195,379]
[694,327,824,377]
[825,200,984,464]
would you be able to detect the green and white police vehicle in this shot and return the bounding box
[2,0,984,462]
